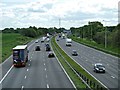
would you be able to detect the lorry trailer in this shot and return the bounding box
[13,45,28,67]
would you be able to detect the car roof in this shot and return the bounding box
[95,63,103,66]
[73,50,76,52]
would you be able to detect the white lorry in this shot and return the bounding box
[66,38,72,46]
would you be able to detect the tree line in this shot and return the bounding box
[2,21,120,48]
[70,21,120,48]
[2,26,64,38]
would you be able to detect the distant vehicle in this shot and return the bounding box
[35,45,41,51]
[46,38,50,42]
[45,43,51,51]
[66,38,72,46]
[72,50,78,56]
[48,51,54,58]
[93,63,105,73]
[41,36,47,43]
[62,33,65,39]
[13,45,28,67]
[35,40,39,43]
[47,33,50,38]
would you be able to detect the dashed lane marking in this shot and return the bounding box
[24,76,27,79]
[47,84,49,88]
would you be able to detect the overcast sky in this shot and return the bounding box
[0,0,119,30]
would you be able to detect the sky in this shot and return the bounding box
[0,0,119,30]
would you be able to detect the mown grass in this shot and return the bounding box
[51,37,87,89]
[2,33,33,62]
[51,36,107,89]
[71,36,120,58]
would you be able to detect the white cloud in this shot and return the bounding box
[0,0,119,29]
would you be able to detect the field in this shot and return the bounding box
[2,33,33,62]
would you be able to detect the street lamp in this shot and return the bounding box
[103,20,107,48]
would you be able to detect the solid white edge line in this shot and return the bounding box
[50,41,77,90]
[0,65,14,84]
[55,37,109,89]
[27,69,29,71]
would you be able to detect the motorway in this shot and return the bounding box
[56,36,119,89]
[1,38,74,89]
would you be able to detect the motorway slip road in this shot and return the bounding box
[56,36,119,89]
[1,38,75,89]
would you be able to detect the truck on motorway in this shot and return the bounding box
[62,33,65,39]
[41,36,46,43]
[66,38,72,46]
[13,45,28,67]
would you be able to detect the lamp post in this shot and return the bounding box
[103,20,107,48]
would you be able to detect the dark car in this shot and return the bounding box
[41,40,44,43]
[45,43,51,51]
[72,50,78,56]
[57,39,59,41]
[93,63,105,73]
[35,46,41,51]
[48,51,54,58]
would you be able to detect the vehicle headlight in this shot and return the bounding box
[96,68,99,70]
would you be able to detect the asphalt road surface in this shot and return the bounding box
[56,36,119,89]
[1,38,74,89]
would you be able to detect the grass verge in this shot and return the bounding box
[70,36,120,58]
[2,33,34,62]
[51,36,107,89]
[51,37,87,89]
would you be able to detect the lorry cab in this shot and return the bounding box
[13,45,28,67]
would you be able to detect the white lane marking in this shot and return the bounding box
[21,86,24,90]
[44,63,45,66]
[86,60,88,61]
[29,64,30,66]
[0,65,14,84]
[24,76,27,79]
[45,68,46,71]
[31,57,32,59]
[111,76,115,79]
[107,64,109,66]
[27,69,29,71]
[50,42,77,90]
[47,84,49,88]
[56,40,108,89]
[46,74,48,78]
[30,60,31,62]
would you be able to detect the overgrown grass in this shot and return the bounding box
[70,36,120,57]
[2,33,34,62]
[51,36,106,89]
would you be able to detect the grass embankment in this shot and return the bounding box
[70,36,120,58]
[2,33,33,62]
[51,37,86,89]
[51,36,106,89]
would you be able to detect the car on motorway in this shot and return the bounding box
[35,45,41,51]
[45,43,51,51]
[93,63,105,73]
[48,51,54,58]
[35,40,39,43]
[72,50,78,56]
